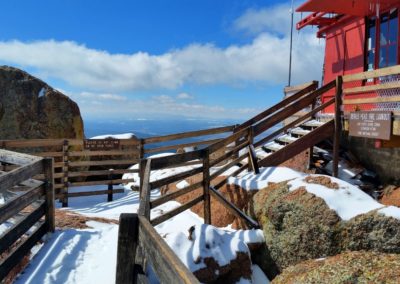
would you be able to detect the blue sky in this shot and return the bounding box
[0,0,324,120]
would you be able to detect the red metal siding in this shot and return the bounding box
[322,17,366,113]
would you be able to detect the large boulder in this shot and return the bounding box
[252,182,341,276]
[0,66,84,140]
[252,174,400,277]
[272,251,400,284]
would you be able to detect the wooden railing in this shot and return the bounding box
[0,125,235,207]
[116,78,343,283]
[0,149,54,281]
[342,65,400,114]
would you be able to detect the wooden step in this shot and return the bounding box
[290,127,311,137]
[262,142,285,152]
[275,134,298,144]
[302,120,324,128]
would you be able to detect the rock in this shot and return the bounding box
[380,185,400,207]
[0,66,84,140]
[272,251,400,284]
[341,210,400,253]
[252,182,341,277]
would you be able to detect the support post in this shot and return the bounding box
[308,98,317,170]
[62,139,69,207]
[116,213,139,284]
[202,149,211,225]
[108,169,114,202]
[43,157,55,232]
[333,76,343,178]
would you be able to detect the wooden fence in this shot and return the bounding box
[116,77,342,283]
[0,125,235,207]
[0,149,54,281]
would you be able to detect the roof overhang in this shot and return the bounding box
[297,0,400,17]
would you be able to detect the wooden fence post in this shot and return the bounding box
[43,157,55,232]
[138,159,152,220]
[333,76,343,178]
[116,213,139,284]
[202,149,211,225]
[62,139,69,207]
[308,98,317,170]
[108,169,114,202]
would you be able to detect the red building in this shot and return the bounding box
[297,0,400,113]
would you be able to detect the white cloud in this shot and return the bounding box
[0,16,323,93]
[176,92,193,99]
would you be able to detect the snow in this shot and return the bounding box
[228,167,306,191]
[251,265,270,284]
[38,87,46,98]
[90,133,136,139]
[287,174,399,221]
[378,206,400,220]
[176,180,190,189]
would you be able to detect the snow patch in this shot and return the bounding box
[91,133,136,139]
[378,206,400,220]
[251,265,270,284]
[228,167,306,191]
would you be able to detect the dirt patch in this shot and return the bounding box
[304,176,339,189]
[55,209,118,229]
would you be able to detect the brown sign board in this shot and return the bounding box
[84,139,120,151]
[349,111,392,140]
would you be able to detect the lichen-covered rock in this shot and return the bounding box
[272,251,400,284]
[0,66,84,140]
[341,211,400,253]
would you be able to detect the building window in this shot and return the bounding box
[366,8,398,70]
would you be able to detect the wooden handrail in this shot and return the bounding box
[342,65,400,82]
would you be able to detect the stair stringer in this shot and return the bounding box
[258,120,334,168]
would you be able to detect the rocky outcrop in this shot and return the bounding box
[252,182,341,277]
[0,66,84,139]
[252,178,400,278]
[272,251,400,284]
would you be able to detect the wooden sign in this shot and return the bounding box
[349,111,392,140]
[84,139,120,151]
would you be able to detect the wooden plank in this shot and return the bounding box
[150,180,203,208]
[209,154,247,181]
[116,213,139,284]
[209,140,249,167]
[66,169,139,178]
[239,81,321,130]
[0,201,45,256]
[248,145,260,174]
[0,159,43,193]
[143,125,235,144]
[0,222,47,281]
[68,179,135,187]
[69,149,139,157]
[150,166,203,190]
[43,158,55,232]
[213,163,248,190]
[55,159,139,167]
[343,65,400,82]
[343,94,400,105]
[138,159,152,220]
[259,120,335,168]
[0,149,42,166]
[344,82,400,95]
[203,149,211,225]
[284,81,318,94]
[138,216,200,284]
[61,140,69,208]
[254,98,335,148]
[144,138,222,154]
[68,139,140,146]
[333,76,343,178]
[208,127,249,154]
[67,188,124,198]
[0,139,64,148]
[150,195,204,227]
[34,152,64,158]
[150,150,205,171]
[209,187,259,229]
[0,185,45,224]
[253,81,336,137]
